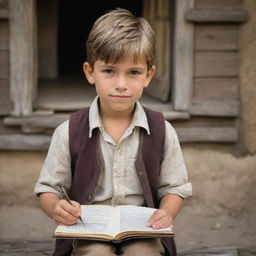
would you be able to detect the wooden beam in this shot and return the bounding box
[4,114,69,128]
[0,21,9,50]
[9,0,38,115]
[38,0,58,79]
[195,24,239,51]
[0,50,8,77]
[0,78,13,115]
[0,134,51,150]
[194,78,238,101]
[3,110,190,134]
[0,0,9,20]
[0,127,238,150]
[186,8,248,23]
[176,127,238,143]
[173,0,194,111]
[190,99,239,117]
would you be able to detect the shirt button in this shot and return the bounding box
[139,171,144,176]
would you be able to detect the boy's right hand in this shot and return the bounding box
[53,199,81,225]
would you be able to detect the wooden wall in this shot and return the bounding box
[0,0,250,149]
[187,0,247,117]
[0,0,12,115]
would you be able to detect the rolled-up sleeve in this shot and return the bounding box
[34,120,71,197]
[158,121,192,199]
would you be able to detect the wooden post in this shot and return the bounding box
[9,0,38,116]
[173,0,194,111]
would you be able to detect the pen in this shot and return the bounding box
[58,184,85,225]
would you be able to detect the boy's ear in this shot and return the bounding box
[83,62,95,84]
[144,65,156,88]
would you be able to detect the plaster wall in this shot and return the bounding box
[239,0,256,153]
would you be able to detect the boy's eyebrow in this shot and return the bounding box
[99,63,146,70]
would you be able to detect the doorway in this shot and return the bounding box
[35,0,172,112]
[58,0,143,78]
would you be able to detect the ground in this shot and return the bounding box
[0,145,256,254]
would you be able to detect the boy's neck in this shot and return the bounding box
[98,102,136,143]
[98,101,135,121]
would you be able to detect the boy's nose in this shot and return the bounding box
[115,77,127,91]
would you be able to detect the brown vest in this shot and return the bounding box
[53,107,176,256]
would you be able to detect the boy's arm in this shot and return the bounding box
[147,194,183,229]
[39,192,81,225]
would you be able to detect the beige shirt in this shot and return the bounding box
[34,97,192,206]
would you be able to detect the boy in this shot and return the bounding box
[34,8,192,256]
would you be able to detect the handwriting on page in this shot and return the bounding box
[118,206,171,233]
[119,206,154,233]
[80,206,112,233]
[57,206,112,234]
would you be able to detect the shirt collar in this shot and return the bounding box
[88,96,150,138]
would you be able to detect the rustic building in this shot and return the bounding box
[0,0,255,249]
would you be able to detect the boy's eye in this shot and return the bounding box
[103,69,115,75]
[129,70,141,76]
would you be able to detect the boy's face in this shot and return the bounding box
[83,56,155,116]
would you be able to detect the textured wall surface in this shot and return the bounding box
[239,0,256,153]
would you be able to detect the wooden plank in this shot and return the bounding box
[38,0,58,79]
[176,127,238,143]
[193,78,238,100]
[186,8,248,23]
[172,117,236,127]
[0,134,51,150]
[195,51,239,77]
[0,50,9,77]
[0,78,12,115]
[195,24,238,51]
[3,108,189,133]
[0,127,238,149]
[0,0,9,19]
[173,0,194,111]
[4,114,69,129]
[9,0,38,115]
[195,0,241,8]
[190,99,239,117]
[0,21,9,50]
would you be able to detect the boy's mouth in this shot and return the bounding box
[110,95,131,99]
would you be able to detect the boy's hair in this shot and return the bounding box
[86,8,156,69]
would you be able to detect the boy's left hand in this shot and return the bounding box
[147,209,173,229]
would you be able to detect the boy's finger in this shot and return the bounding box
[151,217,172,229]
[147,210,164,226]
[70,200,81,214]
[59,200,81,218]
[54,214,78,226]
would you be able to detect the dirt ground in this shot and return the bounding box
[0,146,256,250]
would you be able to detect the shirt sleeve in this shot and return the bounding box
[158,121,192,199]
[34,120,72,197]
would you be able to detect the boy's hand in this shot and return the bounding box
[147,209,173,229]
[53,199,81,225]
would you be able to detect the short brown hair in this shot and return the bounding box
[86,8,156,69]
